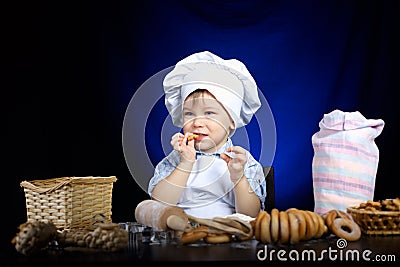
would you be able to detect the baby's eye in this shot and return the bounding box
[205,111,215,116]
[183,111,194,117]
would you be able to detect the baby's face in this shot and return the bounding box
[182,92,234,153]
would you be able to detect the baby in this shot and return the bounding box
[148,51,266,219]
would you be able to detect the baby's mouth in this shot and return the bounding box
[194,133,208,141]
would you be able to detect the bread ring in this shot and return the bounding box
[204,233,232,244]
[180,226,208,244]
[260,212,272,244]
[333,209,352,220]
[321,211,329,221]
[289,209,307,241]
[255,211,267,241]
[325,210,338,228]
[315,212,327,238]
[325,210,352,231]
[296,210,307,241]
[270,208,280,243]
[308,210,324,238]
[286,208,299,213]
[288,212,300,244]
[279,211,289,244]
[330,218,361,241]
[305,210,319,238]
[301,210,316,240]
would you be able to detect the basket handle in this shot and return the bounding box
[20,180,71,193]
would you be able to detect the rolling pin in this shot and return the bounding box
[134,199,190,232]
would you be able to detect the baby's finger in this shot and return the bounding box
[183,132,197,146]
[187,138,195,147]
[182,132,190,144]
[227,146,246,155]
[171,133,184,145]
[172,132,184,139]
[220,153,231,164]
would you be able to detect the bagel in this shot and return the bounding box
[337,210,352,220]
[260,212,272,244]
[288,209,307,241]
[325,209,353,233]
[301,209,317,240]
[279,211,290,244]
[307,211,324,238]
[255,211,267,241]
[305,210,320,238]
[330,218,361,241]
[180,226,208,244]
[270,208,280,243]
[288,212,300,244]
[325,210,338,228]
[321,211,329,221]
[204,233,232,244]
[315,212,327,238]
[286,208,299,213]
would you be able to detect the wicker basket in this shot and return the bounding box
[20,176,117,230]
[347,206,400,235]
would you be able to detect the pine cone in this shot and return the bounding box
[12,221,57,256]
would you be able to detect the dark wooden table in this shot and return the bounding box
[2,235,399,266]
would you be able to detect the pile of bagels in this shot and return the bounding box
[180,208,361,245]
[254,208,327,244]
[254,208,361,245]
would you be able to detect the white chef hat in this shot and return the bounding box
[163,51,261,133]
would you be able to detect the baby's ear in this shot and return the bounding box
[229,120,235,134]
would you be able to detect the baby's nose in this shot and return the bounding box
[192,116,206,126]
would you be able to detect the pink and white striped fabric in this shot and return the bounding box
[312,110,384,215]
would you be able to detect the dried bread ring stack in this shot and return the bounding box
[254,208,328,245]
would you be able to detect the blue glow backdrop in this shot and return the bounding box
[126,0,399,210]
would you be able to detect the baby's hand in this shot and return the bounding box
[170,132,196,164]
[220,146,247,183]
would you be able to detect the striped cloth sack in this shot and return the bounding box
[312,109,384,215]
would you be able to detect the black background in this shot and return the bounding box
[3,0,399,260]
